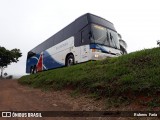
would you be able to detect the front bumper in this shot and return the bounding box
[91,52,119,60]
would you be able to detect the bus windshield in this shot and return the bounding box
[91,24,120,49]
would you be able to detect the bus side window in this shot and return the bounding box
[27,51,36,59]
[81,31,85,43]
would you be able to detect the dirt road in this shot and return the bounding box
[0,79,107,120]
[0,79,159,120]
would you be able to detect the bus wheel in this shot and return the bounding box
[66,54,74,66]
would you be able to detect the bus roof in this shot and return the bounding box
[29,13,117,54]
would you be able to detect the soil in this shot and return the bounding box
[0,79,159,120]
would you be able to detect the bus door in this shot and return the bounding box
[80,29,90,62]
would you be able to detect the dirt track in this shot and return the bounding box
[0,79,107,120]
[0,79,159,120]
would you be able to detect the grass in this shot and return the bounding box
[18,47,160,108]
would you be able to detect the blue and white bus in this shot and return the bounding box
[26,13,122,73]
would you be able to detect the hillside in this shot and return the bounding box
[19,47,160,108]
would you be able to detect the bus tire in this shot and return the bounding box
[66,54,74,66]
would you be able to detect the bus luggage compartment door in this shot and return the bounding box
[80,45,89,62]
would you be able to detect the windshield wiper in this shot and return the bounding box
[101,32,109,45]
[110,33,118,49]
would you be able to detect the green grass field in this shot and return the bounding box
[18,47,160,108]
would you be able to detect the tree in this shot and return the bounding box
[0,46,22,78]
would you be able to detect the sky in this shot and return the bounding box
[0,0,160,77]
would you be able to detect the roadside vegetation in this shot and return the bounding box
[0,46,22,78]
[19,47,160,108]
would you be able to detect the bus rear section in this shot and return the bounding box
[26,37,75,73]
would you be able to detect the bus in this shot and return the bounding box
[26,13,122,74]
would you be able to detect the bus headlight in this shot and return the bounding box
[95,54,99,58]
[116,53,121,56]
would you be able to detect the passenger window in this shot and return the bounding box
[81,31,85,43]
